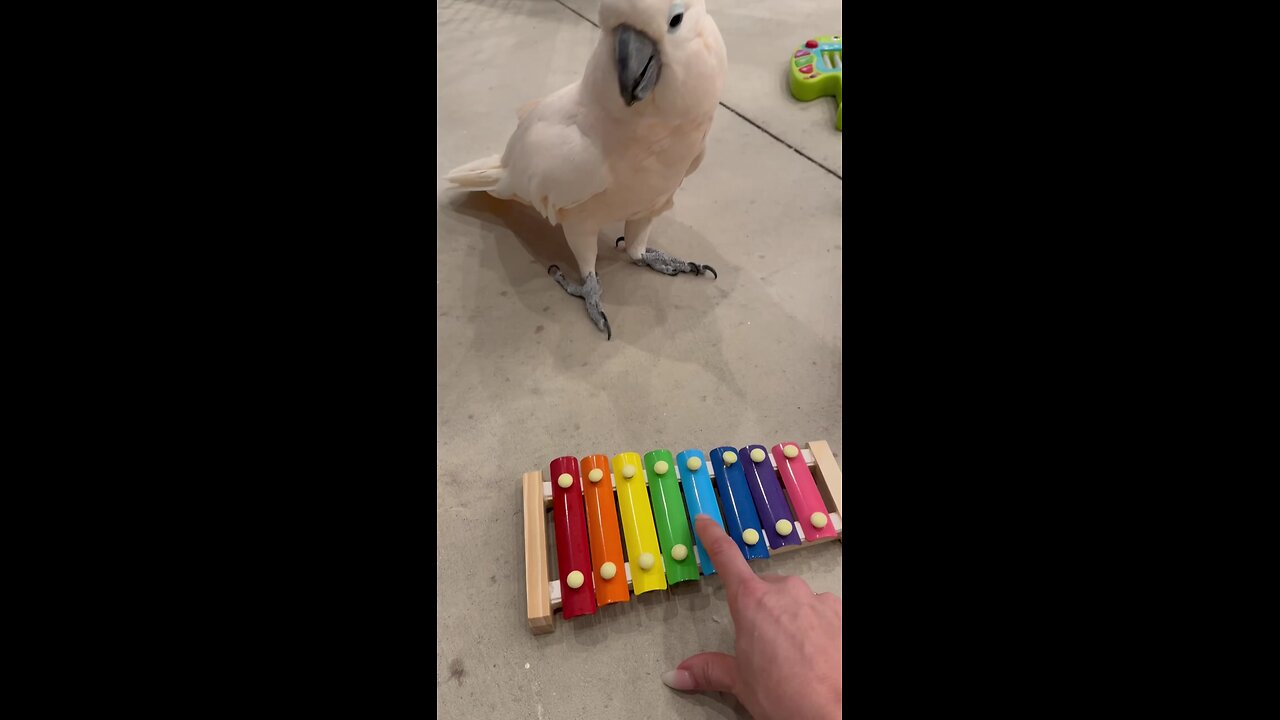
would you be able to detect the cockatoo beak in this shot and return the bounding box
[615,24,661,106]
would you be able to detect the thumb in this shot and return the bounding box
[662,652,739,694]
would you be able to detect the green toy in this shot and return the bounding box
[789,34,842,131]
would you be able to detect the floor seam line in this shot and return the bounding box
[554,0,598,27]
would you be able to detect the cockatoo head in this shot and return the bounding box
[599,0,716,108]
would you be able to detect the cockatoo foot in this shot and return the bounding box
[547,266,611,340]
[617,240,717,279]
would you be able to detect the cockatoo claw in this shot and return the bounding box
[638,248,717,279]
[550,267,611,339]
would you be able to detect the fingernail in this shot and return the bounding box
[661,669,697,691]
[695,514,711,521]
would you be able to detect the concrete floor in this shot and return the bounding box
[437,1,842,717]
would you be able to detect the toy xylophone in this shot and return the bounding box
[521,440,844,634]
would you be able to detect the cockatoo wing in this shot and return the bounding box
[494,86,611,225]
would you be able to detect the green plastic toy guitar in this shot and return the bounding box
[789,35,842,131]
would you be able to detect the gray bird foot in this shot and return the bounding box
[547,266,611,340]
[616,237,717,278]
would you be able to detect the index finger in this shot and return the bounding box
[693,514,760,599]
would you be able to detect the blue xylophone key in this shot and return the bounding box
[709,446,771,562]
[676,448,723,575]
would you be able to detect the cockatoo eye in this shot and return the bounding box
[668,3,684,31]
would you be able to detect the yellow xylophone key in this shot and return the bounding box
[611,452,668,595]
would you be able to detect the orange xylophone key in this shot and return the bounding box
[580,454,630,607]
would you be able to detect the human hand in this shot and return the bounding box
[661,515,842,720]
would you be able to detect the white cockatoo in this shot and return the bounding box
[445,0,727,339]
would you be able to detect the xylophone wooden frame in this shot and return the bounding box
[521,440,844,634]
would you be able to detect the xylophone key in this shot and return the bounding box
[549,456,596,619]
[771,442,838,542]
[677,449,724,574]
[611,452,668,595]
[740,444,803,552]
[644,450,700,585]
[709,446,771,562]
[580,454,630,607]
